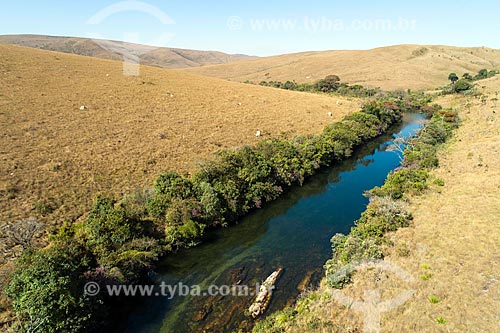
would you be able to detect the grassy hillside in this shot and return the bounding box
[0,44,359,227]
[186,44,500,90]
[0,34,255,68]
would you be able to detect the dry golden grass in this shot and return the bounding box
[282,77,500,332]
[0,44,359,226]
[187,45,500,90]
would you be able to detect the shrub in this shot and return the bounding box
[113,238,160,274]
[81,197,160,279]
[154,171,194,199]
[404,143,439,169]
[0,217,44,251]
[165,220,205,250]
[351,196,412,239]
[435,108,459,123]
[196,181,223,222]
[428,295,440,304]
[453,79,473,93]
[255,76,382,97]
[419,104,442,117]
[119,188,154,220]
[316,75,341,92]
[361,100,403,128]
[258,139,308,186]
[371,168,429,199]
[325,235,382,288]
[342,112,381,141]
[164,198,201,226]
[82,197,133,260]
[6,244,101,333]
[462,73,473,80]
[475,69,488,80]
[419,119,455,145]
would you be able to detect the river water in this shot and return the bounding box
[118,113,425,333]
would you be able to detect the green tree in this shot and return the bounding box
[448,73,459,83]
[6,244,100,333]
[462,73,473,80]
[316,75,341,92]
[83,197,132,259]
[476,69,488,79]
[453,79,473,93]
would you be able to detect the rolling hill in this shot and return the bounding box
[0,34,255,68]
[4,36,499,91]
[0,44,359,226]
[185,44,500,90]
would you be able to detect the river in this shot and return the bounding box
[117,112,425,333]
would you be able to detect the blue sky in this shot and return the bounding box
[1,0,499,56]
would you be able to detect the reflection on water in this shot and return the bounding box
[118,113,425,333]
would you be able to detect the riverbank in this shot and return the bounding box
[258,76,500,332]
[3,91,433,332]
[120,113,425,333]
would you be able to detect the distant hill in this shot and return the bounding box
[185,44,500,90]
[0,34,255,68]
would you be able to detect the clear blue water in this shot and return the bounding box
[118,113,425,333]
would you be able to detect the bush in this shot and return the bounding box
[315,75,340,92]
[196,181,222,223]
[448,73,458,83]
[258,139,308,186]
[453,79,473,93]
[164,198,201,226]
[165,220,205,249]
[82,197,133,258]
[404,143,439,168]
[371,168,429,199]
[325,235,382,288]
[154,171,194,199]
[462,73,473,80]
[325,196,412,288]
[351,196,412,239]
[119,188,154,220]
[81,197,160,279]
[475,69,488,80]
[6,245,100,333]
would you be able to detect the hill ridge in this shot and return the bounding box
[0,34,255,69]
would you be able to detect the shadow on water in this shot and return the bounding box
[117,113,425,333]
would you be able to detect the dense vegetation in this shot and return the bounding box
[444,68,498,94]
[252,103,459,333]
[325,106,459,288]
[5,92,437,332]
[250,69,498,98]
[247,75,382,98]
